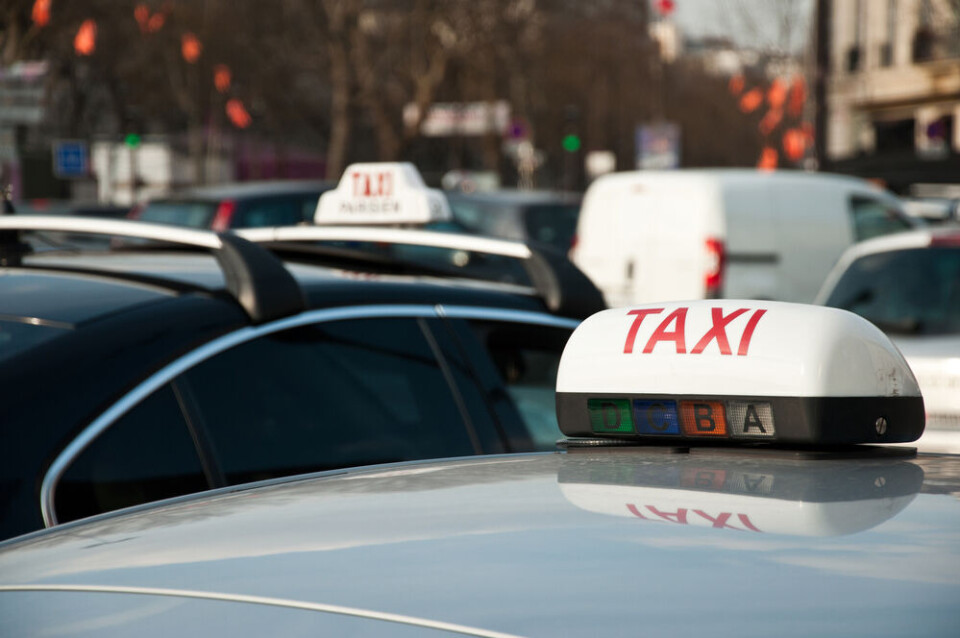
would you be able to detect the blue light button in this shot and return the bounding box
[633,400,681,435]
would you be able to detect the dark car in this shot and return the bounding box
[445,190,582,253]
[132,180,335,230]
[0,215,604,541]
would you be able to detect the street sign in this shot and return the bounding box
[636,123,681,170]
[53,140,89,178]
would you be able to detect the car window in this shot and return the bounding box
[824,247,960,335]
[139,201,218,228]
[55,385,209,523]
[523,202,580,251]
[177,317,482,485]
[233,196,303,228]
[448,319,572,450]
[850,196,913,242]
[299,194,322,222]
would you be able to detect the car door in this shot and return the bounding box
[49,311,507,524]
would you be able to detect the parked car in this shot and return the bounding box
[0,164,604,541]
[817,227,960,453]
[2,301,956,637]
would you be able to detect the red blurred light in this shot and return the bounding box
[757,147,778,171]
[759,108,783,135]
[147,12,165,33]
[787,76,806,117]
[704,238,725,296]
[211,200,237,232]
[728,74,745,96]
[226,99,252,129]
[74,20,97,56]
[32,0,51,27]
[767,79,787,109]
[134,5,150,32]
[182,33,202,63]
[783,128,806,161]
[214,65,232,93]
[739,88,762,113]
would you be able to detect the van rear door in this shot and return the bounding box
[721,179,778,299]
[773,179,854,303]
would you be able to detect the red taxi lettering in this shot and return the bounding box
[737,309,767,356]
[645,506,688,524]
[643,308,688,354]
[737,514,762,532]
[624,307,768,356]
[626,504,650,520]
[691,308,749,355]
[351,171,394,197]
[623,308,663,353]
[629,506,763,532]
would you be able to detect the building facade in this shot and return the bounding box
[826,0,960,193]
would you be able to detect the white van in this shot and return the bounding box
[571,170,915,307]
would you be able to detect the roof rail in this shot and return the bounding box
[238,226,606,319]
[0,216,304,324]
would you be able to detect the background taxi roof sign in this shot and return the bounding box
[556,301,925,445]
[315,162,452,225]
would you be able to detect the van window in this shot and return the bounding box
[850,196,913,241]
[56,385,209,523]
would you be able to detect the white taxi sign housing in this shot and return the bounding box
[556,301,925,445]
[315,162,452,225]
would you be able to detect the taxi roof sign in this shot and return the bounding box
[315,162,452,225]
[556,301,925,446]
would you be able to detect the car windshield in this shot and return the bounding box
[139,201,218,228]
[824,247,960,335]
[448,197,580,251]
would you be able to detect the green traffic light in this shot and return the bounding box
[125,133,141,148]
[562,134,581,153]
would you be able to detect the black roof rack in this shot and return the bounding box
[237,226,606,319]
[0,216,305,324]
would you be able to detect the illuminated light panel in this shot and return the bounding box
[679,401,728,437]
[588,399,634,434]
[727,401,776,438]
[632,400,681,435]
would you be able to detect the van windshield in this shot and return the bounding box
[824,247,960,335]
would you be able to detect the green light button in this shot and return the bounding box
[588,399,635,434]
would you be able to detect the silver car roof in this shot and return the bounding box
[2,450,959,636]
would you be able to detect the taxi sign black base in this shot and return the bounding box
[556,393,925,446]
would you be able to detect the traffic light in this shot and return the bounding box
[562,134,582,153]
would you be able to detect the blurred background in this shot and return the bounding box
[0,0,958,206]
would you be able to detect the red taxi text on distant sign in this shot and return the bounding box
[351,171,394,198]
[623,307,767,356]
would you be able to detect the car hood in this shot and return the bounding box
[1,451,959,637]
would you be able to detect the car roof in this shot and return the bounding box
[836,227,960,258]
[2,451,958,636]
[154,179,335,202]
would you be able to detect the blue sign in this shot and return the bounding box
[632,399,680,435]
[53,140,88,178]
